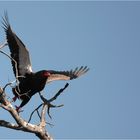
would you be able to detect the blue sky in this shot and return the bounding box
[0,1,140,139]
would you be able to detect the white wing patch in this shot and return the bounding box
[46,66,89,83]
[47,74,70,83]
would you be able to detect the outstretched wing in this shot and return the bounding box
[2,13,33,78]
[47,66,89,83]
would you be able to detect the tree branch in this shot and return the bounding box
[0,120,22,131]
[48,83,69,103]
[28,83,69,123]
[28,103,43,123]
[0,50,19,82]
[40,83,69,119]
[39,104,48,128]
[0,40,7,49]
[0,82,69,140]
[0,86,53,140]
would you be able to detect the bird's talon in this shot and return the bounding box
[15,105,23,113]
[12,96,17,102]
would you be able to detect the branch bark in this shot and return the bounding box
[0,82,69,139]
[0,87,53,140]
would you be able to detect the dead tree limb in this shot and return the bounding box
[0,87,53,140]
[28,83,69,122]
[0,82,68,139]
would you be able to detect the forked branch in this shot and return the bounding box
[0,85,53,140]
[28,83,69,122]
[0,82,68,139]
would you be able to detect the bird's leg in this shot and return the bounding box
[12,96,17,102]
[15,105,23,113]
[15,96,30,113]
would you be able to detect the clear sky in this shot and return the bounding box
[0,1,140,139]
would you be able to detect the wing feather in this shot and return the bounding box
[47,66,89,83]
[2,13,33,78]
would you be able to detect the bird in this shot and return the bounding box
[2,13,89,112]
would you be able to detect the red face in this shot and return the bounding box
[43,71,51,77]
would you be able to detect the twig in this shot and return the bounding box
[40,83,69,119]
[0,50,19,83]
[0,49,32,104]
[0,86,53,140]
[0,40,7,49]
[3,80,16,92]
[40,104,47,128]
[28,104,43,123]
[37,110,41,120]
[0,120,21,130]
[28,83,69,122]
[48,83,69,102]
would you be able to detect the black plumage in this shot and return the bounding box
[2,13,89,112]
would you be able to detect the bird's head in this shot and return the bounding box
[42,70,51,77]
[35,70,51,79]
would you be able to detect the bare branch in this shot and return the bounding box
[48,83,69,102]
[28,103,43,123]
[39,83,69,119]
[0,120,21,131]
[0,88,7,106]
[39,104,48,128]
[0,50,19,84]
[0,74,68,140]
[0,40,7,49]
[3,80,16,92]
[28,83,69,123]
[0,87,53,140]
[0,50,31,101]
